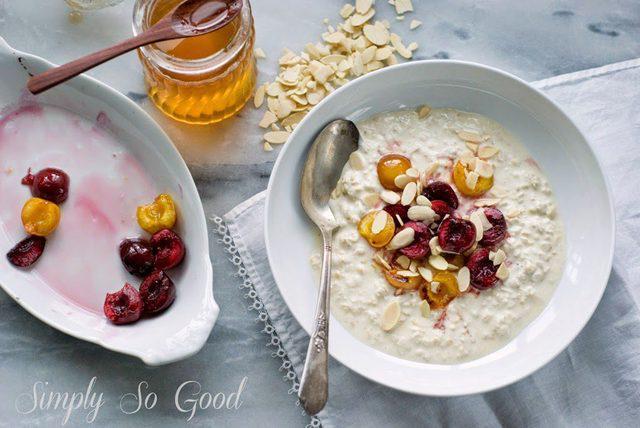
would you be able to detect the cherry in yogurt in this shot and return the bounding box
[467,248,499,290]
[103,283,143,325]
[150,229,185,270]
[23,167,70,204]
[422,181,459,209]
[119,238,155,277]
[438,217,476,254]
[399,221,433,260]
[139,270,176,314]
[479,207,508,247]
[6,235,46,268]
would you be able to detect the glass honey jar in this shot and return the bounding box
[133,0,256,124]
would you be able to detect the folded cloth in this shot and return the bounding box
[218,59,640,427]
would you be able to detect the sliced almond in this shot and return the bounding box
[375,46,394,60]
[374,253,392,270]
[418,266,433,282]
[428,254,448,271]
[351,9,375,26]
[397,270,420,277]
[417,105,431,118]
[264,131,290,145]
[469,210,484,242]
[259,110,278,128]
[457,267,470,292]
[394,174,413,189]
[409,19,422,30]
[429,236,441,255]
[254,84,266,108]
[419,300,431,318]
[395,0,414,14]
[381,300,401,331]
[387,227,415,250]
[380,190,401,204]
[409,260,418,272]
[395,214,404,226]
[363,23,390,46]
[474,198,501,207]
[457,130,483,143]
[474,159,494,178]
[396,255,411,269]
[405,167,420,178]
[408,205,435,222]
[340,3,355,18]
[477,209,493,230]
[349,151,366,170]
[465,141,479,154]
[401,181,417,205]
[355,0,373,14]
[389,33,412,58]
[465,170,479,190]
[254,48,266,58]
[416,195,431,206]
[491,249,506,266]
[371,210,389,234]
[478,145,500,159]
[496,263,510,280]
[430,281,441,293]
[263,142,274,152]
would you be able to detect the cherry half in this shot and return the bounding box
[7,235,46,267]
[422,181,459,209]
[438,217,476,254]
[467,248,499,290]
[103,283,143,325]
[139,270,176,314]
[479,208,508,248]
[150,229,186,271]
[399,221,433,260]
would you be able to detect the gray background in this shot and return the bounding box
[0,0,638,426]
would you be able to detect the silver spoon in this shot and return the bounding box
[298,119,360,415]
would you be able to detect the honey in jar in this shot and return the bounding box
[133,0,256,124]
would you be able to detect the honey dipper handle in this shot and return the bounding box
[27,27,170,95]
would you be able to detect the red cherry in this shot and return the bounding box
[480,208,508,247]
[467,248,499,290]
[7,235,46,267]
[430,200,454,220]
[29,168,70,204]
[139,271,176,314]
[119,238,154,277]
[383,204,409,227]
[150,229,185,270]
[438,217,476,254]
[398,221,433,260]
[422,181,459,209]
[103,283,143,325]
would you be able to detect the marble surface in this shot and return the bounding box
[0,0,638,426]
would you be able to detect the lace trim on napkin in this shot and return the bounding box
[212,217,321,428]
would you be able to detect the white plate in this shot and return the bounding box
[265,61,614,396]
[0,38,218,365]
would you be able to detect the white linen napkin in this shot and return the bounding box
[216,59,640,427]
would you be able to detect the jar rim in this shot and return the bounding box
[132,0,253,76]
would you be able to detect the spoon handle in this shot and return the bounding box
[27,28,168,95]
[298,228,332,415]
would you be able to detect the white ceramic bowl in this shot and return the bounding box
[0,38,218,365]
[265,60,614,396]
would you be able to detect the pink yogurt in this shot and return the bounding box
[0,104,158,313]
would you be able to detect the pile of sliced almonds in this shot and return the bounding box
[254,0,419,151]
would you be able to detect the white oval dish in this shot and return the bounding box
[0,38,218,365]
[265,61,614,395]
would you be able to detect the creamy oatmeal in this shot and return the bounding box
[315,107,564,364]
